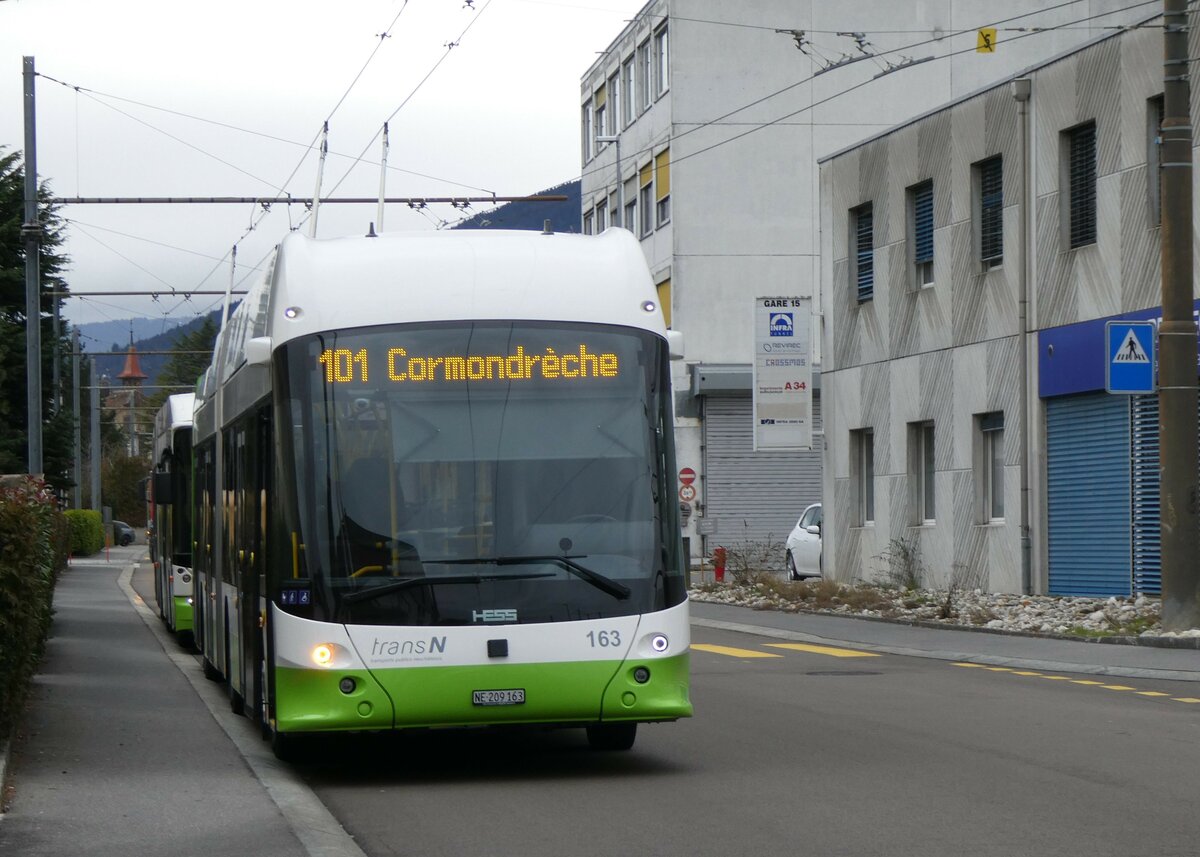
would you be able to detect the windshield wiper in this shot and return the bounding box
[435,555,632,600]
[341,571,555,606]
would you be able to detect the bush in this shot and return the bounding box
[0,476,69,741]
[64,508,104,556]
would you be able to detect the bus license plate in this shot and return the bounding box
[472,689,526,706]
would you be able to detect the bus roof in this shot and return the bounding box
[260,228,665,347]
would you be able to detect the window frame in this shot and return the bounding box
[975,155,1004,269]
[637,39,651,114]
[622,56,636,127]
[638,163,654,238]
[653,24,669,97]
[852,428,875,526]
[908,180,934,288]
[850,202,875,302]
[654,148,670,228]
[978,412,1005,523]
[1063,120,1097,249]
[1147,95,1165,228]
[910,421,936,524]
[581,100,593,163]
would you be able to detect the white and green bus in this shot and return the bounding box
[193,228,692,759]
[152,392,196,647]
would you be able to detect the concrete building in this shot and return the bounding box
[581,0,1148,567]
[819,11,1193,596]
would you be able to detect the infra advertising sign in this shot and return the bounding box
[753,296,813,450]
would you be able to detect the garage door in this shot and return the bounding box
[702,394,822,554]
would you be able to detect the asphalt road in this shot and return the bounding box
[287,624,1200,857]
[9,557,1195,857]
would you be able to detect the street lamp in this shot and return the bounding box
[595,135,622,228]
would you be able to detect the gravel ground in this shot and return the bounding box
[689,576,1200,640]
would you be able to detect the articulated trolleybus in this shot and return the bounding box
[152,393,196,646]
[193,228,691,758]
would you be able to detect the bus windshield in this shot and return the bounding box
[276,321,685,626]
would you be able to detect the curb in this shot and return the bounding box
[689,594,1200,649]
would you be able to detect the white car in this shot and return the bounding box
[784,503,822,580]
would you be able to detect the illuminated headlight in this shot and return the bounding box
[641,300,657,313]
[284,306,301,319]
[650,634,669,653]
[186,597,193,605]
[311,644,335,667]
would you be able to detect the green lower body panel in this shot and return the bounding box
[172,597,193,633]
[274,653,691,735]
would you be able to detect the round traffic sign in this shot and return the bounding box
[678,467,696,486]
[679,484,697,502]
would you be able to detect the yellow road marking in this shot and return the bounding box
[985,667,1013,672]
[1136,691,1171,697]
[690,644,782,659]
[764,643,880,658]
[1039,676,1073,681]
[1012,671,1042,676]
[1100,685,1135,691]
[1171,697,1200,704]
[952,662,985,668]
[1071,680,1106,686]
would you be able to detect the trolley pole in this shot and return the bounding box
[23,56,43,475]
[1159,0,1200,629]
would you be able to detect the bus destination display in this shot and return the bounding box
[317,344,621,384]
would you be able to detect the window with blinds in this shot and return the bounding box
[851,202,874,302]
[655,148,670,226]
[1067,121,1097,248]
[977,156,1003,268]
[910,180,934,287]
[1148,95,1164,227]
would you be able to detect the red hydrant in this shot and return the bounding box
[712,546,727,583]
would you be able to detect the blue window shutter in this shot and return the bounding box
[979,156,1003,263]
[913,182,933,264]
[855,203,874,302]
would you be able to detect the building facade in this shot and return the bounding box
[581,0,1148,566]
[819,12,1194,596]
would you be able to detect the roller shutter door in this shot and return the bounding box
[702,394,822,551]
[1046,393,1130,596]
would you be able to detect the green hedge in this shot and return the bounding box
[64,508,104,556]
[0,477,69,742]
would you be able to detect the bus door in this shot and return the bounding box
[239,408,270,724]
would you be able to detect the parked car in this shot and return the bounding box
[113,520,135,547]
[784,503,822,580]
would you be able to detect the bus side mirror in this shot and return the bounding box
[153,471,173,506]
[245,336,273,367]
[667,330,684,361]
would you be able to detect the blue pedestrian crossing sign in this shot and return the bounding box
[1105,320,1156,394]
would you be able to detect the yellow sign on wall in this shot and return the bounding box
[977,28,997,53]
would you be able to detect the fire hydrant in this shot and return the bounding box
[712,546,727,583]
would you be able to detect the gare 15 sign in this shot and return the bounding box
[752,296,813,451]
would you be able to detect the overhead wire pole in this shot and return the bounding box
[23,56,43,475]
[377,122,390,232]
[309,122,329,238]
[72,328,81,509]
[1159,0,1200,629]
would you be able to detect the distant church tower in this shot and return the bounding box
[108,330,149,456]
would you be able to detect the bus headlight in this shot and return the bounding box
[180,572,192,584]
[312,644,335,667]
[650,634,669,653]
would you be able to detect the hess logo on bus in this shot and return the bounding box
[473,609,518,624]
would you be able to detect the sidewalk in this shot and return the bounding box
[0,550,364,857]
[690,600,1200,682]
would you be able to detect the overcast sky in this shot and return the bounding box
[1,0,648,332]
